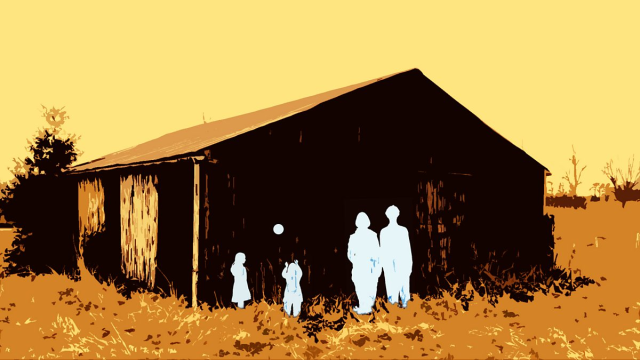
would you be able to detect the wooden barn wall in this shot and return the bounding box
[78,177,106,247]
[197,71,550,306]
[406,71,554,275]
[76,173,121,280]
[196,76,489,305]
[154,162,195,302]
[73,163,196,301]
[414,174,473,283]
[120,173,159,288]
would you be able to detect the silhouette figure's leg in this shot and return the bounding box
[387,271,399,304]
[400,276,410,308]
[371,278,379,310]
[237,301,244,309]
[367,275,378,311]
[355,288,364,311]
[292,301,301,317]
[283,300,291,316]
[384,268,397,304]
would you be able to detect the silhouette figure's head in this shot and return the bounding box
[385,205,400,222]
[235,252,246,264]
[355,212,371,229]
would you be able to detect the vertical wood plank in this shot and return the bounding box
[543,170,547,213]
[192,162,200,308]
[78,177,106,255]
[120,174,158,287]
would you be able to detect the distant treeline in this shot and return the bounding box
[546,148,640,209]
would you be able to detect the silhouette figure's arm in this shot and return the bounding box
[404,228,413,263]
[374,236,382,276]
[347,235,355,262]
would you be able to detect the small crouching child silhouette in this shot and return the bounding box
[230,252,251,309]
[282,260,303,317]
[380,205,413,308]
[348,212,382,315]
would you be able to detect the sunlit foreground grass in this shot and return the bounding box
[0,201,639,359]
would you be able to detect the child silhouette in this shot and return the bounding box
[282,259,303,317]
[230,252,251,308]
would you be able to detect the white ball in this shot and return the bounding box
[273,224,284,235]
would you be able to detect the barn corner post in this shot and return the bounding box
[192,159,200,308]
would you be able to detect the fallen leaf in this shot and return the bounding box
[404,330,423,342]
[353,335,370,347]
[303,345,323,359]
[284,335,294,343]
[218,349,230,357]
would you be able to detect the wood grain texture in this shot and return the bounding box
[78,177,105,255]
[120,174,159,287]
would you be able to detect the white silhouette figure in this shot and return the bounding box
[348,212,381,314]
[380,205,413,308]
[282,260,303,317]
[230,252,251,309]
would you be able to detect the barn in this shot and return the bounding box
[68,69,554,308]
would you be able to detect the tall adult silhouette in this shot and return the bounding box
[380,205,413,307]
[347,212,381,314]
[282,259,303,317]
[230,252,251,309]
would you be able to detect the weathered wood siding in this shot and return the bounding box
[78,178,106,254]
[415,175,469,275]
[120,174,159,287]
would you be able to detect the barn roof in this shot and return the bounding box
[70,69,549,174]
[70,71,404,173]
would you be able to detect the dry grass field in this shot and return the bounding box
[0,202,639,359]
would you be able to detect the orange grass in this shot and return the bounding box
[0,202,639,359]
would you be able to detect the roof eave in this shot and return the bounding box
[66,154,206,175]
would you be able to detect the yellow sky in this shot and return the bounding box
[1,2,638,195]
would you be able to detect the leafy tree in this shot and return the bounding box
[0,106,81,276]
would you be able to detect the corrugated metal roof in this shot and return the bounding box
[70,70,408,173]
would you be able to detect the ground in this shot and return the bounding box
[0,201,639,359]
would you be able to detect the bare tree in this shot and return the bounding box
[556,183,566,196]
[603,156,640,190]
[602,156,640,207]
[562,146,586,196]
